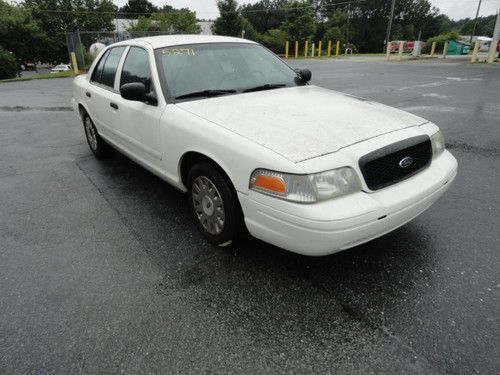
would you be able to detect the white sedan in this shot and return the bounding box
[71,35,457,256]
[51,64,71,73]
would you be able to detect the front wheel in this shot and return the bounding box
[187,163,243,247]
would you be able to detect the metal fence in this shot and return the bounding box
[65,30,183,72]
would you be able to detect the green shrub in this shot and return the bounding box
[258,29,288,54]
[322,26,343,48]
[424,31,461,53]
[241,17,261,42]
[0,46,18,79]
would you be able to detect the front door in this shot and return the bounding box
[112,46,165,165]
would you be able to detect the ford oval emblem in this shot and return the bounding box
[399,156,414,168]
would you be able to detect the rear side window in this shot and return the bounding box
[91,49,110,83]
[120,47,153,92]
[100,47,126,88]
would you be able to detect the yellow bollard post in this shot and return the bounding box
[304,40,309,57]
[318,41,322,57]
[430,41,436,56]
[311,43,315,58]
[487,40,499,63]
[70,52,79,74]
[285,41,289,59]
[398,41,404,61]
[336,40,340,56]
[471,40,480,63]
[386,43,391,60]
[295,41,299,59]
[327,40,332,57]
[442,41,448,59]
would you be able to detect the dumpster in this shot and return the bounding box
[447,40,470,55]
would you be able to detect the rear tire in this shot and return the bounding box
[187,162,243,247]
[82,113,111,158]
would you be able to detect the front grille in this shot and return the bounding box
[359,135,432,190]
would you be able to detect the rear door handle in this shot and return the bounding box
[110,102,118,110]
[85,91,91,98]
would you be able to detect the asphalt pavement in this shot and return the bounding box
[0,58,499,374]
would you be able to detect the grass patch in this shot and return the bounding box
[0,70,77,83]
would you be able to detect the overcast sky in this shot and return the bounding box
[10,0,499,20]
[110,0,500,20]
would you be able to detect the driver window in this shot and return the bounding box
[120,47,153,92]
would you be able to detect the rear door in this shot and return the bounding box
[87,46,126,139]
[112,46,165,165]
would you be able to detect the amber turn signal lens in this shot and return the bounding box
[253,175,286,194]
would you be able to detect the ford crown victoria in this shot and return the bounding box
[72,35,457,256]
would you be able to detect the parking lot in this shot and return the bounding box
[0,58,499,374]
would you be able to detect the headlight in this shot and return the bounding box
[431,130,445,158]
[249,167,360,203]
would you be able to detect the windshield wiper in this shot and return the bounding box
[242,83,287,93]
[175,89,236,100]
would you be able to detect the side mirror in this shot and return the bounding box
[120,82,157,105]
[294,68,312,85]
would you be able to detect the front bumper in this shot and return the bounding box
[239,150,457,256]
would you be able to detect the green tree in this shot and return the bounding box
[0,1,47,61]
[212,0,243,37]
[0,46,18,79]
[319,8,347,45]
[421,13,451,39]
[450,15,496,36]
[320,0,443,52]
[241,17,260,41]
[322,26,343,47]
[119,0,157,18]
[129,8,201,34]
[281,1,315,41]
[241,0,288,34]
[23,0,116,62]
[259,28,287,54]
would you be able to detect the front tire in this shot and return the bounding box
[187,162,242,247]
[83,114,110,158]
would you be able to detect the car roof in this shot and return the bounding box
[111,34,257,49]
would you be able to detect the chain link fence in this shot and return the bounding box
[66,31,179,72]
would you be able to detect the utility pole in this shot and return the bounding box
[345,4,351,46]
[384,0,396,53]
[486,10,500,62]
[469,0,482,45]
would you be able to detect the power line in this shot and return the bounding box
[15,0,368,17]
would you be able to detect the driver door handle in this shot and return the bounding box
[110,102,118,110]
[85,91,91,98]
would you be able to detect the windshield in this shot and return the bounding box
[155,43,298,100]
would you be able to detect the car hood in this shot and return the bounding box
[176,85,427,162]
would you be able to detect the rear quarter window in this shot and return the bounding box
[91,49,110,83]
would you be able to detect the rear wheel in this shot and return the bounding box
[83,114,110,158]
[187,162,242,247]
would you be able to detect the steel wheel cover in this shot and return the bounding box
[192,176,225,235]
[85,117,98,151]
